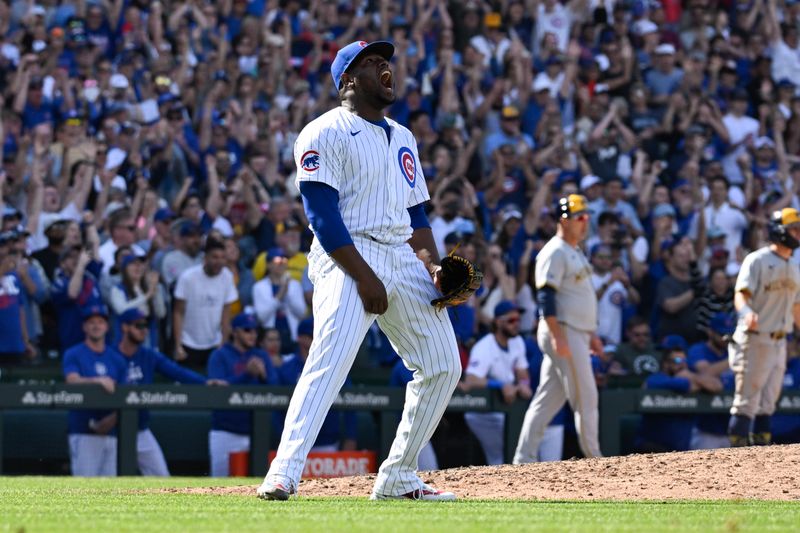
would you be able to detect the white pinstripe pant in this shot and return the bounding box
[513,322,602,463]
[69,434,117,476]
[264,238,460,496]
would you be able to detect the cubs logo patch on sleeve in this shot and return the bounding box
[301,150,320,172]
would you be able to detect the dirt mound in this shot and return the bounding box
[175,444,800,500]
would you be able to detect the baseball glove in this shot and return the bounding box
[431,251,483,311]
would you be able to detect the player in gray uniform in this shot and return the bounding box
[513,194,603,463]
[728,208,800,446]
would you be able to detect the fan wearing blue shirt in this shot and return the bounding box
[0,231,34,361]
[635,347,722,453]
[51,246,104,352]
[276,318,358,453]
[116,309,221,476]
[207,312,278,477]
[688,312,737,450]
[63,305,127,477]
[772,353,800,444]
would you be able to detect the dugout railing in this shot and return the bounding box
[1,384,800,475]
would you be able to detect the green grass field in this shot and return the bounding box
[1,477,799,533]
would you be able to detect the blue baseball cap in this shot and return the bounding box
[494,300,522,318]
[590,243,612,257]
[81,304,109,321]
[659,334,687,351]
[670,178,690,191]
[297,317,314,337]
[267,247,288,260]
[330,40,394,91]
[120,253,144,270]
[179,220,203,237]
[231,312,258,330]
[652,203,677,219]
[154,207,175,222]
[157,92,177,106]
[710,312,736,335]
[119,308,147,324]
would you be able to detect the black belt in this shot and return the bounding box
[748,331,787,340]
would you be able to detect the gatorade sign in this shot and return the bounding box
[267,451,377,479]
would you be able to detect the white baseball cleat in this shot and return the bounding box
[370,484,456,501]
[257,480,294,501]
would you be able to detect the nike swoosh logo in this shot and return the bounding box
[350,130,361,136]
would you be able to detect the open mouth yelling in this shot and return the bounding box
[380,69,393,90]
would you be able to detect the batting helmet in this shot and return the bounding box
[558,194,590,220]
[768,207,800,250]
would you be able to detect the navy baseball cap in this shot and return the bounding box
[231,313,258,330]
[494,300,522,318]
[297,317,314,337]
[119,308,147,324]
[267,247,288,260]
[120,253,144,270]
[331,40,394,90]
[179,221,203,237]
[710,312,736,335]
[659,334,687,351]
[154,207,175,222]
[81,304,109,321]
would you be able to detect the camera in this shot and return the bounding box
[611,228,627,249]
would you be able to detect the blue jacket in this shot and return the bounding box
[773,357,800,442]
[636,372,694,451]
[63,342,127,434]
[118,344,206,429]
[51,261,104,351]
[687,342,734,436]
[207,343,277,434]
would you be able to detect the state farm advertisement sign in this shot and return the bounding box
[268,451,377,478]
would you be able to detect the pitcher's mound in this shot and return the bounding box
[179,444,800,500]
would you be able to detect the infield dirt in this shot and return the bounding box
[171,444,800,500]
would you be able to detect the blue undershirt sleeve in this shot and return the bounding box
[536,286,557,318]
[299,181,354,254]
[407,202,431,230]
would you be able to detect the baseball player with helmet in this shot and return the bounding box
[513,194,604,463]
[257,40,480,501]
[728,208,800,446]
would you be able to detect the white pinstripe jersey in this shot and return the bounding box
[294,107,430,246]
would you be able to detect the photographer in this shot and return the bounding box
[586,211,647,284]
[7,225,48,359]
[0,230,36,363]
[50,242,104,353]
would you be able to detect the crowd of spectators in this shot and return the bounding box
[3,0,800,469]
